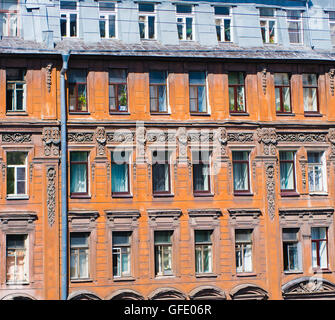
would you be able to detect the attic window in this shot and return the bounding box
[176,4,193,40]
[214,6,231,42]
[138,3,155,39]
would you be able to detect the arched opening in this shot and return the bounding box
[107,289,144,300]
[148,287,187,300]
[68,290,101,300]
[230,284,268,300]
[189,285,226,300]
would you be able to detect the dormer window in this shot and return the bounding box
[329,12,335,46]
[259,8,276,43]
[0,0,18,37]
[99,0,116,39]
[60,0,78,37]
[214,6,231,42]
[287,10,303,44]
[138,3,155,39]
[176,4,193,40]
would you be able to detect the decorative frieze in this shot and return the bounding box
[214,127,228,157]
[256,128,277,156]
[47,167,56,228]
[42,127,60,157]
[2,133,32,143]
[328,128,335,158]
[107,131,134,143]
[68,132,94,143]
[95,127,107,156]
[227,132,254,143]
[146,131,176,143]
[277,132,327,143]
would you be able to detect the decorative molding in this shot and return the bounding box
[107,131,134,143]
[46,167,56,228]
[177,127,188,163]
[277,132,327,143]
[68,132,94,143]
[95,127,107,156]
[91,163,95,181]
[230,284,268,300]
[146,131,176,143]
[29,163,33,182]
[68,210,99,223]
[256,128,277,155]
[42,127,60,157]
[2,163,6,182]
[227,132,254,143]
[328,128,335,158]
[46,63,53,93]
[329,68,335,96]
[279,207,334,217]
[189,286,226,300]
[105,210,140,221]
[261,68,267,95]
[188,131,213,143]
[2,133,32,143]
[265,162,276,220]
[299,157,307,191]
[214,127,227,157]
[188,208,222,218]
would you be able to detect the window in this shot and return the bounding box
[259,8,276,43]
[279,151,296,193]
[138,3,155,39]
[70,233,90,280]
[154,231,173,276]
[311,227,328,269]
[99,1,116,39]
[308,152,326,193]
[6,68,26,112]
[0,0,18,37]
[6,234,28,283]
[152,150,171,195]
[60,0,78,37]
[303,74,318,113]
[229,72,245,113]
[192,151,210,195]
[214,6,231,42]
[150,71,168,113]
[70,151,88,196]
[7,151,27,197]
[112,231,131,278]
[109,69,128,113]
[68,69,88,112]
[232,151,250,194]
[189,71,207,113]
[274,73,291,113]
[235,229,253,273]
[282,228,302,272]
[111,150,130,195]
[176,4,193,40]
[195,230,212,274]
[329,12,335,46]
[287,10,302,44]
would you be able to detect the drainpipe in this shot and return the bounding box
[60,52,70,300]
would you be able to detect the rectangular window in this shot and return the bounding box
[112,231,131,277]
[6,68,26,112]
[235,229,253,273]
[287,10,302,44]
[311,227,328,269]
[308,152,326,193]
[214,6,231,42]
[232,151,250,194]
[70,151,88,196]
[7,151,27,197]
[259,8,276,43]
[189,71,207,113]
[0,0,18,37]
[282,228,302,272]
[150,71,167,113]
[329,12,335,46]
[60,0,78,37]
[109,69,128,112]
[303,74,318,113]
[111,150,130,195]
[176,4,193,40]
[70,233,89,279]
[138,3,155,39]
[68,69,88,112]
[6,234,28,283]
[195,230,212,274]
[154,231,173,276]
[99,1,116,39]
[274,73,291,113]
[229,72,245,113]
[279,151,296,192]
[192,151,210,195]
[152,150,170,195]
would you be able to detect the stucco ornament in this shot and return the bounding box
[42,127,60,156]
[95,127,107,156]
[265,163,276,220]
[47,167,56,227]
[2,133,32,143]
[256,128,277,155]
[329,68,335,96]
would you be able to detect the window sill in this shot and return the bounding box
[276,113,295,117]
[284,271,303,275]
[236,272,257,277]
[153,193,174,198]
[230,112,249,116]
[154,275,175,280]
[113,276,135,282]
[112,194,133,199]
[313,269,332,274]
[193,192,214,197]
[190,113,211,117]
[304,112,322,117]
[280,191,300,197]
[70,278,94,283]
[109,112,130,115]
[309,192,328,196]
[70,194,91,199]
[6,195,29,200]
[234,192,253,197]
[69,112,91,115]
[6,281,29,285]
[6,112,28,116]
[195,273,217,278]
[150,112,170,115]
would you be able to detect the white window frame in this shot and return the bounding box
[214,6,232,42]
[6,151,28,197]
[6,234,29,284]
[307,151,327,194]
[6,69,26,112]
[259,8,277,44]
[99,1,117,39]
[138,3,156,40]
[112,231,131,278]
[194,230,213,274]
[282,228,302,273]
[60,0,79,38]
[176,5,194,41]
[235,229,253,273]
[287,10,303,44]
[70,232,90,280]
[329,11,335,47]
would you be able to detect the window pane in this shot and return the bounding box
[235,229,252,242]
[229,72,244,85]
[70,233,89,247]
[7,152,26,165]
[186,17,193,40]
[109,15,116,37]
[311,227,327,240]
[260,8,274,17]
[139,3,154,12]
[112,163,128,193]
[280,161,294,190]
[152,163,169,192]
[70,163,87,193]
[233,162,248,191]
[70,14,77,37]
[149,71,166,84]
[148,16,155,39]
[176,4,192,14]
[99,1,115,11]
[99,18,106,38]
[79,249,89,277]
[70,151,87,162]
[154,231,172,244]
[214,6,230,15]
[193,163,209,191]
[303,88,317,111]
[60,0,77,10]
[195,230,211,243]
[282,228,299,241]
[7,167,14,194]
[113,232,131,245]
[189,71,205,85]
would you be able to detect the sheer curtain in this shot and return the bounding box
[112,163,128,193]
[70,163,87,193]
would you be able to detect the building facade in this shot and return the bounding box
[2,0,335,300]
